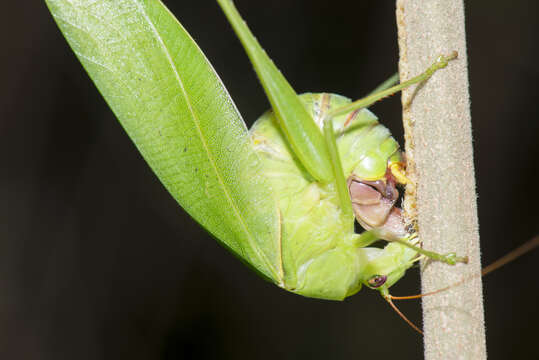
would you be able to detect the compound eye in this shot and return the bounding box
[367,275,387,288]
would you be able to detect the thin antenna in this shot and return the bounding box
[390,235,539,301]
[384,296,423,335]
[481,235,539,276]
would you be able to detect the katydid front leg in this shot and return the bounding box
[325,51,459,121]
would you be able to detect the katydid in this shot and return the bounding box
[44,0,468,304]
[219,0,467,301]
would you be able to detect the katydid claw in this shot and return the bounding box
[436,51,459,68]
[443,252,468,265]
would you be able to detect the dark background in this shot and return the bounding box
[1,0,538,359]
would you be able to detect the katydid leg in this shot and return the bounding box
[366,72,399,97]
[322,115,354,225]
[392,236,469,265]
[217,0,334,183]
[325,52,458,121]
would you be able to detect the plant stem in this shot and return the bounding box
[396,1,486,359]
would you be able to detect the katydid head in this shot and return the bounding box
[362,266,408,293]
[358,240,419,293]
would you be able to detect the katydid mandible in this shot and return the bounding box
[45,0,467,302]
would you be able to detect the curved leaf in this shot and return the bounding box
[45,0,283,281]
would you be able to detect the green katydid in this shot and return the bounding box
[44,0,468,305]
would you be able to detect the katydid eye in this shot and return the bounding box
[368,275,387,288]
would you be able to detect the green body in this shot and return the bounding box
[45,0,462,301]
[251,93,415,299]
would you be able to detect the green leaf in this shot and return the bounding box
[45,0,283,281]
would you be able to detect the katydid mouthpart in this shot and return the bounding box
[44,0,536,330]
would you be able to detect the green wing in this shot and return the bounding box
[45,0,283,281]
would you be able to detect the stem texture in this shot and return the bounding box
[395,1,486,359]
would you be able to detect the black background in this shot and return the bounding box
[1,0,538,359]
